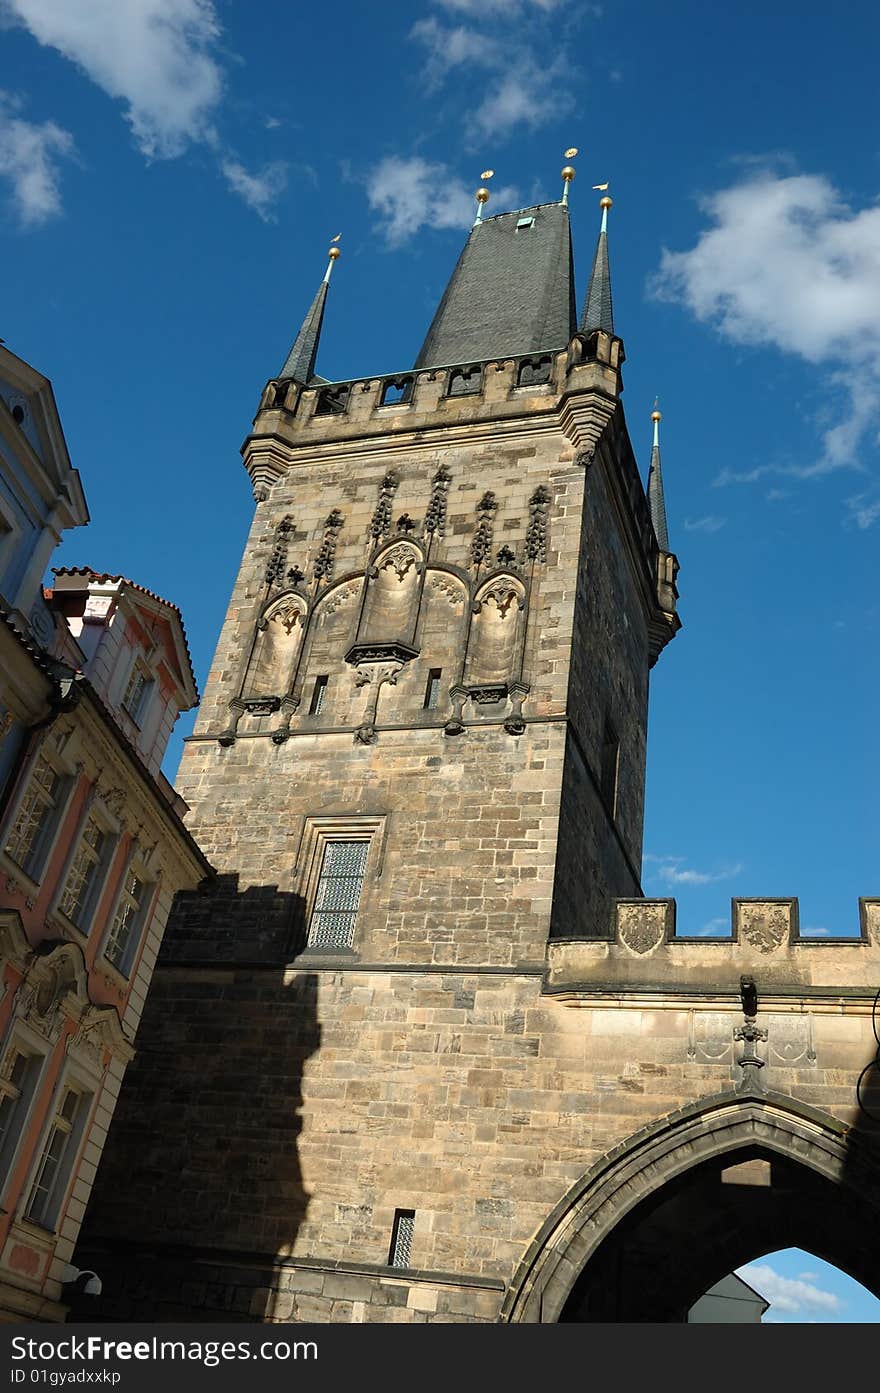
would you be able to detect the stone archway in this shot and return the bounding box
[502,1089,880,1323]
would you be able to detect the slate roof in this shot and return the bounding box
[647,440,669,551]
[278,279,328,383]
[579,224,614,336]
[414,202,577,369]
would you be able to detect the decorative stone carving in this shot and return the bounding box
[424,464,451,538]
[352,662,402,745]
[444,686,468,737]
[395,513,417,535]
[473,581,524,619]
[526,485,550,563]
[469,684,508,705]
[686,1012,734,1065]
[767,1016,816,1067]
[369,472,399,540]
[470,492,498,568]
[313,509,344,584]
[431,575,464,607]
[618,903,666,956]
[737,902,791,954]
[265,515,295,588]
[734,975,768,1093]
[322,582,360,618]
[503,682,530,736]
[382,544,419,582]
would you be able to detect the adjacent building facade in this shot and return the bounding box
[75,187,880,1322]
[0,346,210,1320]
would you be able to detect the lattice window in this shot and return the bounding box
[4,754,63,876]
[26,1082,91,1229]
[309,676,329,715]
[104,869,151,975]
[58,814,109,929]
[389,1209,415,1268]
[306,840,369,950]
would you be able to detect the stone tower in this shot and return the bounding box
[75,187,880,1324]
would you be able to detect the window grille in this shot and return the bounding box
[389,1209,415,1268]
[26,1084,90,1229]
[307,840,369,950]
[104,869,149,974]
[4,754,62,876]
[58,815,108,928]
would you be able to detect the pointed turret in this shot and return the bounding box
[579,195,614,336]
[278,243,340,383]
[647,406,670,551]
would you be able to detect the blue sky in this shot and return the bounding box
[1,1,878,1322]
[0,1,877,949]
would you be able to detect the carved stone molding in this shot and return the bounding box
[470,491,498,568]
[313,510,344,585]
[424,463,452,538]
[369,471,399,541]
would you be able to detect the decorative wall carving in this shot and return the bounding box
[244,592,307,699]
[424,464,452,538]
[430,575,464,607]
[313,510,344,585]
[369,472,399,540]
[470,492,498,568]
[359,541,422,649]
[526,485,550,563]
[265,516,295,588]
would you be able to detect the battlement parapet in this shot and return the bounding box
[547,897,880,1002]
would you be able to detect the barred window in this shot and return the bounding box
[389,1209,415,1268]
[307,839,369,950]
[58,814,109,929]
[104,869,150,975]
[4,754,63,876]
[0,1048,42,1187]
[423,668,442,710]
[25,1083,91,1230]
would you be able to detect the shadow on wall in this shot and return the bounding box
[71,874,320,1323]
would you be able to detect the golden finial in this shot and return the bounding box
[651,399,661,447]
[474,170,494,225]
[600,195,613,209]
[598,193,612,234]
[323,236,341,283]
[561,146,578,205]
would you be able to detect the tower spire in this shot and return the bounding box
[647,402,670,551]
[278,240,341,383]
[579,194,614,336]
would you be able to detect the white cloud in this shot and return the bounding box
[221,159,287,222]
[846,491,880,530]
[366,154,518,247]
[0,92,75,225]
[412,2,576,138]
[683,515,726,534]
[738,1262,843,1315]
[653,173,880,481]
[694,917,729,937]
[657,861,742,887]
[1,0,224,158]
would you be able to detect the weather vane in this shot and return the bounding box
[561,146,578,204]
[474,169,494,225]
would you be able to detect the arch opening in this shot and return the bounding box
[503,1094,880,1324]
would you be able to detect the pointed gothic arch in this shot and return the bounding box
[502,1089,880,1322]
[358,539,424,649]
[464,572,527,690]
[243,591,308,699]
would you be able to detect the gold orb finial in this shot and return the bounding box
[476,187,490,204]
[328,245,341,261]
[600,195,613,210]
[561,165,576,183]
[651,409,661,422]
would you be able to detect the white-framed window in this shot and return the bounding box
[103,867,155,977]
[0,1044,44,1194]
[3,752,67,880]
[24,1079,93,1231]
[121,659,154,727]
[57,810,115,933]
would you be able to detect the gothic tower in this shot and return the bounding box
[75,179,880,1324]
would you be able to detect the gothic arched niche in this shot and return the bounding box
[464,573,527,692]
[244,592,307,698]
[360,541,422,647]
